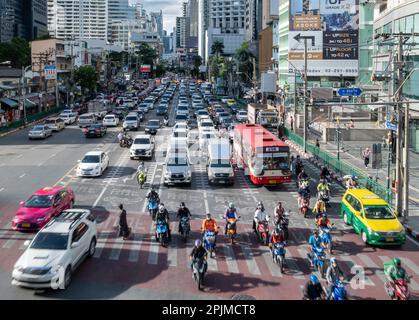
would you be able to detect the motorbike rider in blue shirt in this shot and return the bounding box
[224,202,239,235]
[308,230,324,267]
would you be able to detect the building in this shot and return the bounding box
[188,0,199,37]
[176,16,190,49]
[198,0,210,61]
[0,0,48,42]
[131,32,163,57]
[150,11,164,39]
[47,0,108,40]
[163,35,173,54]
[110,19,148,51]
[258,25,273,76]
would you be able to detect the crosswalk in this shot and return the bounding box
[1,216,418,291]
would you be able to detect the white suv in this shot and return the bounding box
[130,134,155,159]
[12,209,97,290]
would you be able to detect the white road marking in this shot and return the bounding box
[93,232,110,259]
[223,245,240,273]
[109,237,125,260]
[262,249,283,277]
[167,224,178,267]
[128,234,144,263]
[357,254,387,284]
[0,188,4,192]
[16,154,23,159]
[18,173,26,179]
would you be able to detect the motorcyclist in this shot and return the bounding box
[253,201,270,233]
[303,274,326,300]
[295,155,303,176]
[146,186,160,203]
[117,131,124,144]
[308,230,324,267]
[137,161,146,173]
[320,166,330,181]
[224,202,239,235]
[317,179,330,195]
[269,227,286,254]
[189,239,208,277]
[273,201,285,226]
[163,115,169,126]
[313,198,326,218]
[136,169,146,188]
[326,257,346,300]
[316,213,332,231]
[346,175,358,189]
[201,213,218,245]
[177,202,192,233]
[298,169,308,183]
[385,258,410,296]
[155,203,171,240]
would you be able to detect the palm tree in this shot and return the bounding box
[235,42,255,86]
[211,40,225,58]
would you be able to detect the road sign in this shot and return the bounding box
[337,88,362,97]
[385,121,397,131]
[44,65,56,80]
[123,65,128,72]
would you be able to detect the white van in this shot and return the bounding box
[207,139,234,185]
[78,113,97,128]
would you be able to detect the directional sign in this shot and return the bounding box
[293,33,316,46]
[337,88,363,97]
[385,121,397,132]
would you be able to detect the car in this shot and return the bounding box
[172,128,188,140]
[78,113,98,128]
[236,110,248,122]
[102,114,119,127]
[219,117,234,129]
[44,117,65,132]
[145,119,161,135]
[340,188,406,246]
[123,114,139,131]
[199,119,215,131]
[28,125,53,140]
[196,110,209,121]
[176,105,189,115]
[156,106,168,116]
[163,151,192,186]
[199,131,218,150]
[76,151,109,177]
[134,110,145,122]
[12,186,75,231]
[130,134,155,160]
[59,112,77,125]
[138,103,149,113]
[83,123,107,138]
[12,209,97,289]
[173,122,189,132]
[175,113,189,123]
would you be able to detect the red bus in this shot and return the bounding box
[233,124,292,185]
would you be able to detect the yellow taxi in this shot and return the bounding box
[340,188,406,245]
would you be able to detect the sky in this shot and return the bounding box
[129,0,184,33]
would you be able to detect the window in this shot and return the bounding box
[72,223,89,243]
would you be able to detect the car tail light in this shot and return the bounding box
[83,129,88,133]
[96,129,101,133]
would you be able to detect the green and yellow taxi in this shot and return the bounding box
[340,188,406,246]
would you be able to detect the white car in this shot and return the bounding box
[76,151,109,177]
[59,113,77,125]
[236,110,248,123]
[103,114,119,127]
[130,134,155,160]
[199,119,215,133]
[12,209,97,290]
[173,122,189,132]
[199,132,217,150]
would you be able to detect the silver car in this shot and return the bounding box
[28,125,53,140]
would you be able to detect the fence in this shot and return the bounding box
[0,106,65,134]
[284,127,393,205]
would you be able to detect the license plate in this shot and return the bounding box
[22,223,30,228]
[269,180,276,184]
[219,180,226,184]
[386,238,395,242]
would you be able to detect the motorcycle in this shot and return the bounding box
[155,219,169,247]
[137,170,146,189]
[320,225,333,254]
[163,118,169,126]
[331,280,349,300]
[226,217,240,244]
[256,220,270,245]
[193,258,206,291]
[272,242,286,273]
[203,230,216,258]
[299,195,310,218]
[179,216,190,242]
[385,278,411,300]
[148,199,158,221]
[318,190,330,207]
[120,135,133,148]
[280,212,290,240]
[307,246,327,278]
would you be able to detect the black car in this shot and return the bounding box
[145,119,161,135]
[84,123,107,138]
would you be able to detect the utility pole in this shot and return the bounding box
[403,102,409,220]
[303,38,308,153]
[252,57,257,103]
[32,48,55,113]
[395,35,403,217]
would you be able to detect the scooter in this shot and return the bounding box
[203,230,216,258]
[155,219,169,247]
[137,171,146,188]
[179,216,190,242]
[299,195,310,218]
[307,246,327,279]
[226,217,240,244]
[163,118,169,126]
[318,190,330,207]
[148,199,158,221]
[120,135,133,148]
[331,280,349,300]
[280,212,290,240]
[385,278,411,300]
[256,220,270,246]
[272,242,286,274]
[193,258,206,291]
[320,225,333,254]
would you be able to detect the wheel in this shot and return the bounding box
[64,266,72,289]
[197,273,202,291]
[160,234,165,246]
[343,212,350,225]
[361,230,368,244]
[279,256,284,274]
[264,234,269,246]
[69,200,74,209]
[88,237,96,257]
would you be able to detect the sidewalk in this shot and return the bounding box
[284,126,419,242]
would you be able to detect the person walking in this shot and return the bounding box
[362,147,371,169]
[118,204,131,240]
[315,139,320,159]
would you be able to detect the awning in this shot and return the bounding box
[24,99,36,109]
[0,108,5,114]
[0,98,18,108]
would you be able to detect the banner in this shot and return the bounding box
[44,65,57,80]
[140,64,151,72]
[288,0,359,77]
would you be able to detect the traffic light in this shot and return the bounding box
[371,72,392,81]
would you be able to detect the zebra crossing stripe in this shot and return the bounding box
[0,222,12,238]
[148,223,159,265]
[378,256,419,291]
[207,252,218,271]
[94,232,110,259]
[284,247,305,280]
[109,237,124,260]
[262,249,283,278]
[240,235,261,276]
[223,245,240,274]
[339,255,374,286]
[2,231,21,249]
[357,254,387,284]
[128,234,144,263]
[167,223,178,267]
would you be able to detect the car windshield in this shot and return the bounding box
[104,116,114,119]
[32,125,45,130]
[126,116,137,121]
[30,232,68,250]
[148,120,159,126]
[364,206,395,220]
[201,122,213,127]
[176,115,187,119]
[210,159,231,168]
[79,116,92,120]
[167,157,188,165]
[239,111,247,115]
[173,131,187,138]
[82,155,100,163]
[25,195,54,208]
[134,138,150,144]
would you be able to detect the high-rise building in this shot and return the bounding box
[187,0,199,37]
[176,16,190,49]
[0,0,48,42]
[48,0,108,40]
[150,11,164,39]
[198,0,210,60]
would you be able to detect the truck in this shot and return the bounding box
[247,103,279,133]
[88,100,109,119]
[206,139,234,185]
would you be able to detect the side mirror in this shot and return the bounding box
[77,160,81,163]
[53,202,59,207]
[23,240,30,247]
[19,201,25,206]
[71,242,79,249]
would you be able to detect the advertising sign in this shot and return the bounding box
[288,0,359,77]
[44,65,57,80]
[140,64,151,72]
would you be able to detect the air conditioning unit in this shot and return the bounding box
[333,82,341,88]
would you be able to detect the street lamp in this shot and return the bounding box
[20,65,32,127]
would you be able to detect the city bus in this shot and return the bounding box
[233,124,291,185]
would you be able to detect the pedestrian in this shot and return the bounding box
[118,204,131,240]
[362,147,371,169]
[290,116,294,131]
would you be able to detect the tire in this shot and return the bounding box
[64,266,72,289]
[343,212,350,225]
[264,234,269,246]
[160,234,165,246]
[319,263,325,279]
[361,230,368,244]
[197,273,202,291]
[279,256,284,274]
[88,237,96,257]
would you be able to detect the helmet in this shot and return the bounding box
[330,257,337,265]
[310,274,319,285]
[118,203,124,210]
[194,239,202,247]
[351,175,356,180]
[322,213,327,218]
[393,258,401,267]
[206,213,211,219]
[180,202,185,208]
[228,202,235,209]
[151,186,155,191]
[257,201,263,209]
[313,229,319,236]
[277,201,282,206]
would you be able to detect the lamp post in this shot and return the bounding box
[20,65,32,127]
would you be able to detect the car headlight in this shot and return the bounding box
[14,265,24,272]
[36,216,47,222]
[165,171,171,177]
[49,264,63,274]
[185,171,191,177]
[95,165,100,170]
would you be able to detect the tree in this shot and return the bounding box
[74,65,98,94]
[235,42,255,86]
[211,40,224,57]
[136,43,159,77]
[0,37,31,68]
[35,33,52,41]
[191,55,203,78]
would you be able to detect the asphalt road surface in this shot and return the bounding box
[0,89,418,300]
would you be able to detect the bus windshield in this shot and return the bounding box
[254,153,289,171]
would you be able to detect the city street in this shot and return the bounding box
[0,91,418,300]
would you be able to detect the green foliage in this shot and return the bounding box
[235,42,255,85]
[155,63,166,78]
[211,40,225,57]
[191,55,203,78]
[0,37,31,68]
[74,65,98,93]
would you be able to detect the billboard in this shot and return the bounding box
[288,0,359,77]
[140,64,151,72]
[261,72,277,93]
[44,65,57,80]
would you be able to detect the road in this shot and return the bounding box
[0,88,418,300]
